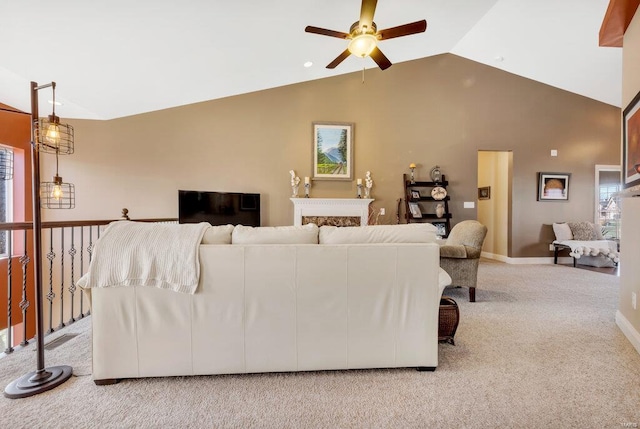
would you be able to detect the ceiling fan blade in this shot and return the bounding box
[359,0,378,30]
[370,46,392,70]
[326,49,351,69]
[305,26,350,39]
[378,20,427,40]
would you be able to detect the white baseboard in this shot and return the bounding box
[481,252,573,265]
[616,310,640,356]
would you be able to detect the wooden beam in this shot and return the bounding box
[599,0,640,47]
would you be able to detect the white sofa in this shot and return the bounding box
[85,223,451,384]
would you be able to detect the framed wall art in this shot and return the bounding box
[537,172,570,201]
[408,202,422,218]
[623,89,640,189]
[312,122,354,181]
[478,186,491,200]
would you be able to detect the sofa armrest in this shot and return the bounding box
[439,244,468,258]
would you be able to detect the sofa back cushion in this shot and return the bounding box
[232,223,319,244]
[319,224,437,244]
[201,224,235,244]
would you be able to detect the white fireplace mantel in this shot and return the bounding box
[291,198,374,226]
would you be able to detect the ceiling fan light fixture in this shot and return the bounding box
[348,34,377,58]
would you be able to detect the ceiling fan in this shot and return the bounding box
[305,0,427,71]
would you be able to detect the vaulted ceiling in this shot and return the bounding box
[0,0,622,120]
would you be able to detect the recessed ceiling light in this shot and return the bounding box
[48,100,63,106]
[303,61,313,68]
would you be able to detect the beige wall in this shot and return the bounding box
[478,151,511,257]
[619,9,640,345]
[41,53,620,257]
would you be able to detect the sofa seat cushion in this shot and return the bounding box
[319,224,437,244]
[201,224,235,244]
[232,223,319,244]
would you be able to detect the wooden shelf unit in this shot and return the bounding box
[403,173,452,237]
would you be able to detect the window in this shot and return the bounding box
[0,146,13,257]
[595,166,622,240]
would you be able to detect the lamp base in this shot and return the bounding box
[4,365,73,399]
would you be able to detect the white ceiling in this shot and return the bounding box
[0,0,622,120]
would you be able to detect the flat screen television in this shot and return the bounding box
[178,190,261,226]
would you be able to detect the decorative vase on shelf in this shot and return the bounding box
[430,165,442,183]
[291,185,299,198]
[436,203,445,218]
[364,187,371,199]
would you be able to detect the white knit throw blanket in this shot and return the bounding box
[556,239,620,264]
[77,221,209,294]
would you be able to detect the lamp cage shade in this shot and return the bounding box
[38,117,74,155]
[0,148,13,180]
[40,180,75,209]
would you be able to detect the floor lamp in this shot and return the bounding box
[4,81,75,399]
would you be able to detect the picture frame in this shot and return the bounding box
[623,89,640,189]
[537,172,570,201]
[408,202,422,218]
[411,190,421,200]
[478,186,491,200]
[434,222,447,237]
[312,122,354,181]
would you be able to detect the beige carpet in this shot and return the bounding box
[1,261,639,428]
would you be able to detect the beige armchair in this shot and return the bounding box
[439,220,488,302]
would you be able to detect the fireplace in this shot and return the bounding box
[290,198,374,226]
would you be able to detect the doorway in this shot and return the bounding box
[477,150,512,260]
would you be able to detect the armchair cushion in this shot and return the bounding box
[439,244,468,259]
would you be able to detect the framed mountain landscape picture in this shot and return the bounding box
[312,122,354,181]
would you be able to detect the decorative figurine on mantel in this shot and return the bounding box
[365,171,373,199]
[290,170,301,197]
[356,178,363,198]
[304,176,311,198]
[409,163,417,184]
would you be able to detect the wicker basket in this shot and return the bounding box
[438,297,459,345]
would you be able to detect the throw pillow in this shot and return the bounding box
[567,221,597,241]
[231,223,319,244]
[319,223,437,244]
[552,223,573,241]
[201,224,234,244]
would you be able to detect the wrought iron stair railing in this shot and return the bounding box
[0,211,176,354]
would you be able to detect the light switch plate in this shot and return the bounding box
[464,202,475,209]
[551,149,558,156]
